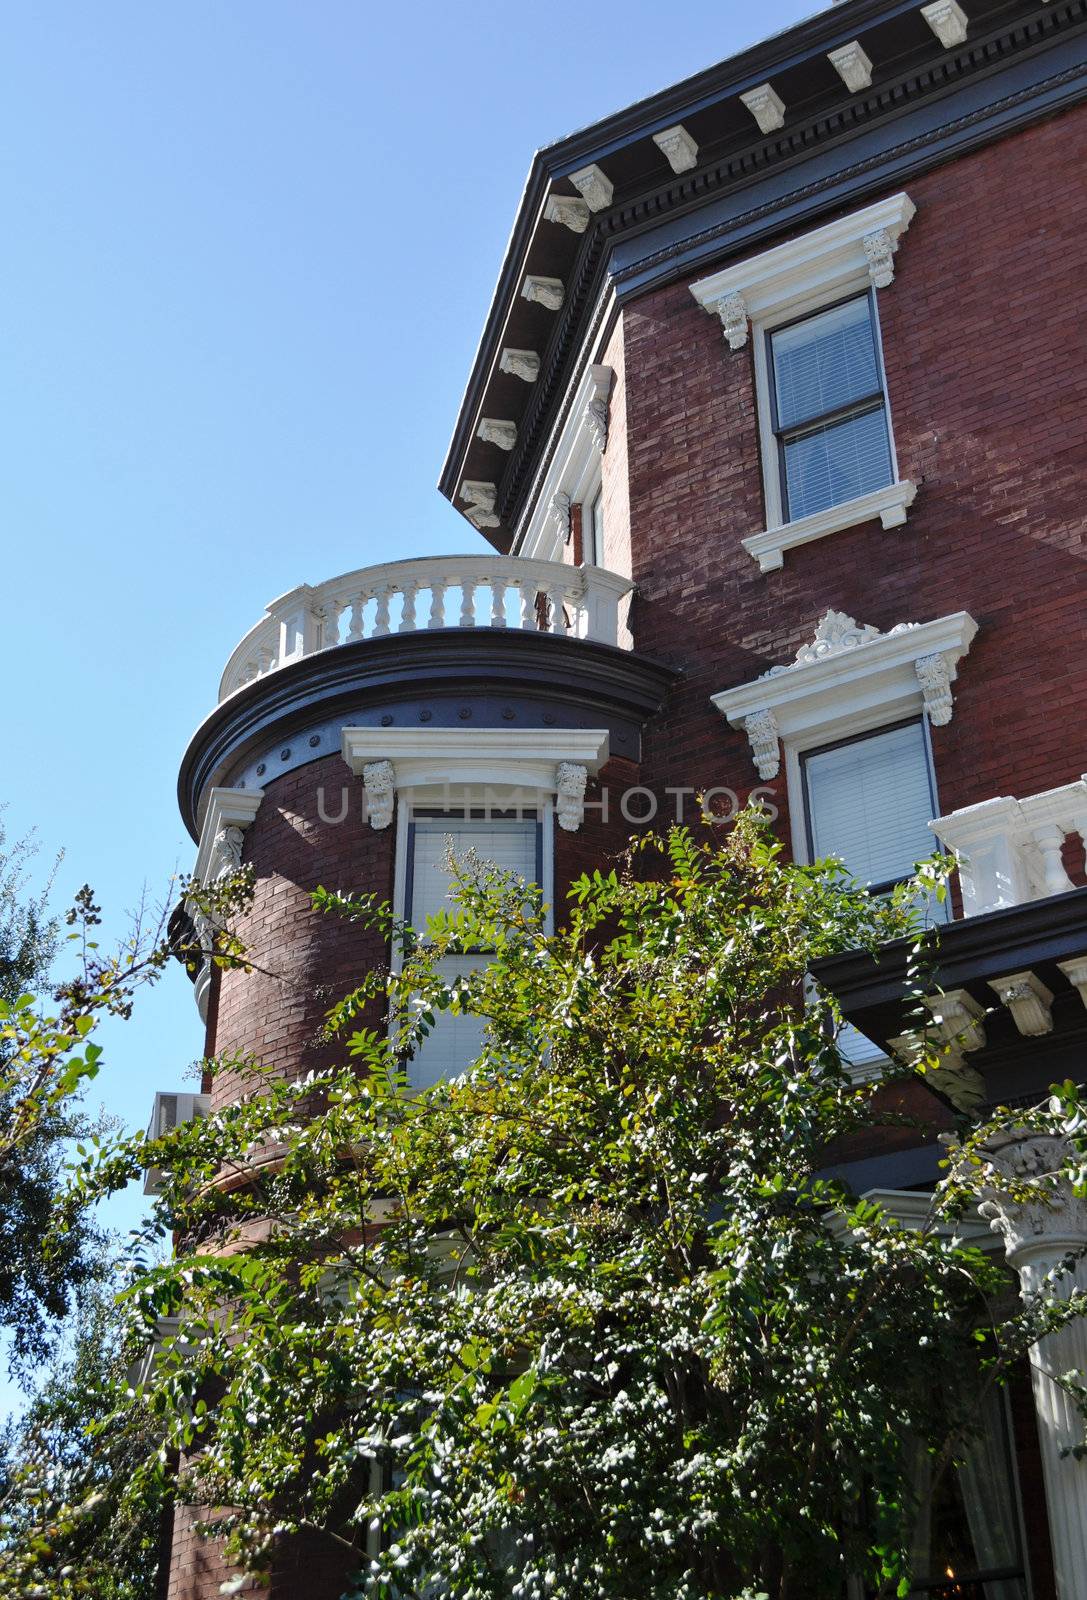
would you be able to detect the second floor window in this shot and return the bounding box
[586,486,605,566]
[768,292,893,522]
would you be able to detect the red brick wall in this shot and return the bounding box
[211,758,395,1109]
[623,104,1087,840]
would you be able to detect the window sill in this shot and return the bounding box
[741,479,918,573]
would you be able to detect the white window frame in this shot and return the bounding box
[519,364,613,561]
[689,192,918,573]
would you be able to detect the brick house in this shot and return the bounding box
[165,0,1087,1592]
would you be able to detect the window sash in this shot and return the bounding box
[801,719,938,896]
[767,291,893,522]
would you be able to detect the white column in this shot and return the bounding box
[980,1132,1087,1600]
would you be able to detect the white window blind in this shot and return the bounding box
[804,721,935,890]
[406,815,539,1091]
[587,486,605,566]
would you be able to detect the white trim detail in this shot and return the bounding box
[543,194,591,233]
[988,971,1054,1037]
[476,418,517,451]
[739,83,785,133]
[341,728,610,833]
[189,786,264,1024]
[652,123,699,173]
[499,348,540,383]
[521,275,565,311]
[741,480,918,573]
[929,777,1087,916]
[827,40,874,91]
[520,365,614,560]
[689,191,915,344]
[711,609,978,779]
[568,164,613,211]
[458,480,501,530]
[921,0,969,48]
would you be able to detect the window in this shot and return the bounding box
[688,191,917,572]
[404,810,541,1090]
[768,293,893,524]
[801,719,943,1070]
[907,1389,1029,1600]
[802,720,939,896]
[586,485,605,567]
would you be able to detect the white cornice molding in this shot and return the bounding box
[741,479,918,573]
[520,364,614,560]
[341,728,611,830]
[712,609,978,778]
[689,191,916,346]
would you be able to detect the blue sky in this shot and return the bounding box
[0,0,814,1356]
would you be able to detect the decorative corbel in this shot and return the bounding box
[555,762,589,832]
[477,419,517,451]
[568,164,614,212]
[459,480,501,530]
[863,229,898,289]
[989,971,1054,1037]
[742,709,780,780]
[652,124,698,173]
[544,194,591,233]
[827,41,873,92]
[549,491,572,546]
[710,291,749,351]
[888,1031,986,1113]
[921,0,968,48]
[362,761,396,831]
[922,988,987,1053]
[499,348,540,383]
[585,395,609,455]
[1057,956,1087,1009]
[915,652,953,724]
[521,275,565,312]
[739,83,786,134]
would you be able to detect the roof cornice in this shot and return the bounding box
[440,0,1087,544]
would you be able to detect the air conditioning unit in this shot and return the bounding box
[143,1091,211,1195]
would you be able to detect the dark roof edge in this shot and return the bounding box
[438,0,951,504]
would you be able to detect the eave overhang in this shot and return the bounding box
[811,889,1087,1105]
[439,0,1087,549]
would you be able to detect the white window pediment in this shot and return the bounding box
[712,609,978,779]
[188,786,264,1022]
[519,364,613,559]
[341,727,610,832]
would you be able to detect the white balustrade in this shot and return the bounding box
[218,556,634,702]
[930,778,1087,916]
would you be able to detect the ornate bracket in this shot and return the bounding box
[742,709,780,780]
[989,970,1054,1037]
[362,761,396,831]
[555,762,589,832]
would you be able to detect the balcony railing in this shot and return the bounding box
[930,778,1087,917]
[219,556,635,702]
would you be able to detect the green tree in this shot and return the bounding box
[0,1254,166,1600]
[53,816,1087,1597]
